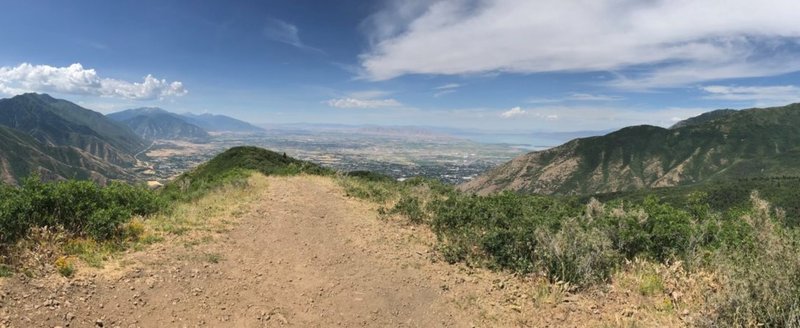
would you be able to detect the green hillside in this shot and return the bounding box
[162,146,331,201]
[0,126,134,185]
[461,103,800,195]
[0,94,146,184]
[589,176,800,227]
[0,93,146,166]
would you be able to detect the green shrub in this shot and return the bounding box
[596,198,699,263]
[86,207,130,240]
[700,194,800,327]
[340,169,800,297]
[0,264,12,277]
[391,195,426,224]
[54,256,75,277]
[340,176,398,203]
[346,171,395,182]
[535,219,619,286]
[0,176,162,243]
[430,192,583,279]
[638,272,664,296]
[640,197,695,262]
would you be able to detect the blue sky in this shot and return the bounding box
[2,0,800,132]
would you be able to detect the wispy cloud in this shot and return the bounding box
[500,106,526,118]
[326,97,402,109]
[435,83,461,90]
[360,0,800,87]
[568,93,623,101]
[526,97,562,104]
[326,89,402,109]
[701,85,800,106]
[501,106,559,120]
[495,105,706,130]
[347,90,393,99]
[0,63,187,100]
[263,18,323,53]
[75,39,110,51]
[433,83,461,97]
[527,93,623,104]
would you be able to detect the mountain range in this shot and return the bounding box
[0,93,263,185]
[107,108,210,141]
[5,92,800,198]
[107,108,264,141]
[0,93,144,184]
[180,112,264,133]
[460,103,800,195]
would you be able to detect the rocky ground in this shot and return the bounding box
[0,175,690,327]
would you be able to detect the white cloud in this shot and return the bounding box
[497,105,705,129]
[0,63,187,100]
[360,0,800,87]
[526,97,562,104]
[434,83,461,97]
[701,85,800,106]
[500,106,526,118]
[326,89,403,109]
[435,83,460,90]
[568,93,622,101]
[501,106,560,120]
[347,90,393,99]
[526,93,622,104]
[263,18,323,53]
[326,97,402,109]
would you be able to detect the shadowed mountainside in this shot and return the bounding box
[0,93,145,184]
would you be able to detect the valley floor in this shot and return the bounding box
[0,175,687,327]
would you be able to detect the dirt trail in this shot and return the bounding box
[0,175,684,327]
[0,176,500,327]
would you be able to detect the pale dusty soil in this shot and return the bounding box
[0,175,687,327]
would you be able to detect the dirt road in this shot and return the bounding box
[0,175,685,327]
[0,176,521,327]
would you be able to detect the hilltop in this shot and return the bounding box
[461,103,800,195]
[161,146,330,201]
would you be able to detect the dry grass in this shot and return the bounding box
[141,173,269,245]
[4,227,69,277]
[696,192,800,327]
[612,259,717,322]
[0,174,270,278]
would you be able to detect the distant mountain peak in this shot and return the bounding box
[178,112,264,133]
[13,92,57,103]
[107,108,209,141]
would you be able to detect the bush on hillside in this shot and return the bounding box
[535,218,620,286]
[430,192,579,273]
[699,193,800,327]
[391,195,427,224]
[0,176,162,243]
